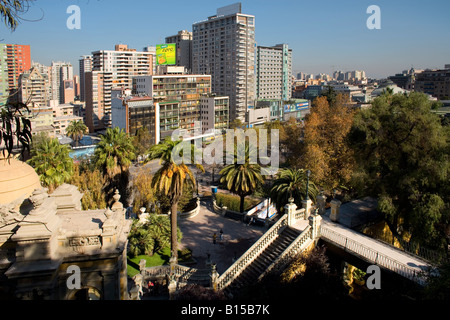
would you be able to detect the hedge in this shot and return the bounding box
[215,192,260,212]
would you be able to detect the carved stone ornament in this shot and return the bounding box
[69,236,101,246]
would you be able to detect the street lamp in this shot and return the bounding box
[305,169,311,200]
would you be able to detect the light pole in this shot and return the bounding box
[305,169,311,200]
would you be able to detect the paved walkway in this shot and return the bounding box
[318,214,431,283]
[178,198,265,274]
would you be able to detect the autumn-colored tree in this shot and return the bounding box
[70,163,107,210]
[300,94,356,192]
[274,117,303,167]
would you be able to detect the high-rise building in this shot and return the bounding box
[92,44,153,88]
[0,44,31,104]
[50,61,73,104]
[18,67,50,107]
[192,3,256,122]
[84,71,113,132]
[79,55,93,102]
[87,45,152,130]
[256,44,292,100]
[165,30,193,72]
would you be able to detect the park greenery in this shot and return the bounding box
[145,137,203,261]
[18,84,450,298]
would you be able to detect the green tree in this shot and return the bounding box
[219,143,265,213]
[27,138,74,192]
[128,215,182,257]
[146,137,201,261]
[128,222,155,257]
[270,168,319,212]
[66,120,87,147]
[93,127,135,206]
[93,127,135,178]
[349,92,450,249]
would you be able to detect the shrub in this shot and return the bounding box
[215,192,259,212]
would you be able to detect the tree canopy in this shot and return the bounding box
[299,94,356,192]
[349,92,450,249]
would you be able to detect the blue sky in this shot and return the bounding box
[2,0,449,78]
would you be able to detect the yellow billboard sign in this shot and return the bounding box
[156,44,176,65]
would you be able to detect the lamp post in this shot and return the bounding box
[305,169,311,200]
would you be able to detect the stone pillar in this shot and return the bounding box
[308,208,322,239]
[330,199,341,222]
[210,263,219,292]
[316,192,326,215]
[168,278,177,300]
[285,197,297,227]
[302,198,313,219]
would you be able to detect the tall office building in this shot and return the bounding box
[192,3,256,122]
[256,44,292,100]
[165,30,193,72]
[0,44,31,104]
[79,55,93,102]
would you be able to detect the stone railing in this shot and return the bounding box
[294,207,306,221]
[216,214,289,290]
[140,264,210,285]
[179,198,200,219]
[320,225,427,286]
[212,199,227,216]
[258,225,313,280]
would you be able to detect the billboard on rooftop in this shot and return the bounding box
[156,44,176,65]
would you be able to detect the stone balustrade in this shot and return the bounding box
[259,225,313,280]
[140,264,210,286]
[216,214,289,290]
[320,225,427,286]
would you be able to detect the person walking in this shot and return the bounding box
[219,229,224,241]
[213,233,217,245]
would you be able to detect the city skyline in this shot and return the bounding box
[1,0,449,79]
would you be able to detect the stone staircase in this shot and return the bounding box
[225,227,300,293]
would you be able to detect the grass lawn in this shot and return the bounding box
[127,247,193,277]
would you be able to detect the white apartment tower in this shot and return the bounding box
[91,44,153,88]
[256,44,292,100]
[192,3,256,122]
[50,61,73,104]
[86,44,152,131]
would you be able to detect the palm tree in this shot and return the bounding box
[93,127,136,178]
[146,137,202,261]
[219,143,265,213]
[270,168,319,212]
[66,120,87,147]
[27,138,74,192]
